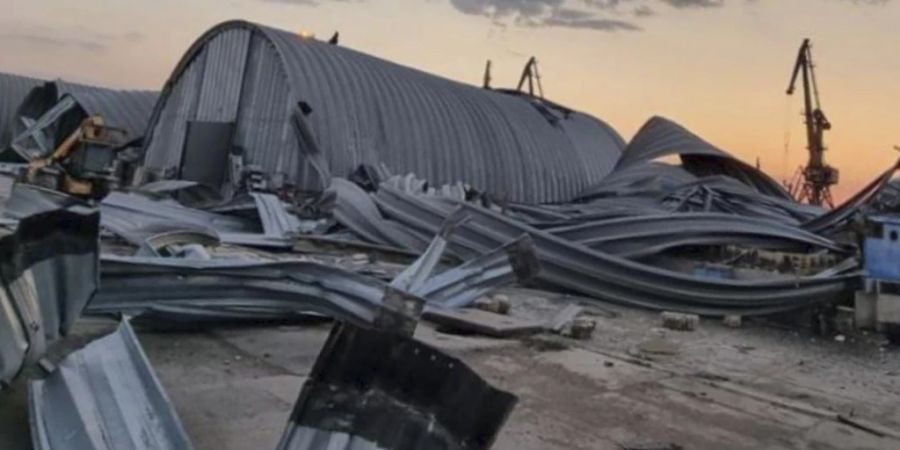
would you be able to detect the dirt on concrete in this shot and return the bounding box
[2,288,899,450]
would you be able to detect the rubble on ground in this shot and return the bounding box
[1,18,900,450]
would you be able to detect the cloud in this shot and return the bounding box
[537,7,642,30]
[0,22,146,54]
[660,0,723,7]
[633,5,656,16]
[449,0,564,19]
[0,32,106,53]
[262,0,319,4]
[448,0,641,31]
[261,0,362,5]
[258,0,893,33]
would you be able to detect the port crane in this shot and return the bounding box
[785,38,838,208]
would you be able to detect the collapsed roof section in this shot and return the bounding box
[5,80,157,161]
[139,20,625,204]
[0,72,43,149]
[616,116,792,200]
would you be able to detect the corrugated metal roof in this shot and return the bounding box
[0,72,43,149]
[141,20,625,204]
[618,116,791,199]
[371,185,858,316]
[278,323,517,450]
[29,320,194,450]
[14,80,157,141]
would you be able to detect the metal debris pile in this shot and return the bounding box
[0,18,898,450]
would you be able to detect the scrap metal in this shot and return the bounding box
[373,185,859,316]
[801,160,900,236]
[28,320,193,450]
[0,204,99,385]
[89,255,424,334]
[617,116,791,200]
[276,323,517,450]
[11,80,157,149]
[548,212,849,259]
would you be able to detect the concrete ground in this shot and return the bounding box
[2,287,900,450]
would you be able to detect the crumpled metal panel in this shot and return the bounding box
[416,234,540,309]
[88,255,424,333]
[323,178,431,251]
[277,323,517,450]
[13,80,157,141]
[373,186,858,316]
[617,116,791,200]
[548,212,849,258]
[247,192,302,245]
[576,161,698,201]
[99,191,302,249]
[99,190,307,250]
[142,20,625,204]
[0,206,99,385]
[802,160,900,235]
[28,320,193,450]
[386,208,540,309]
[0,72,43,148]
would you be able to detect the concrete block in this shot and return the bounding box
[661,312,699,332]
[834,306,855,335]
[855,291,877,330]
[565,317,596,340]
[723,315,742,328]
[876,293,900,326]
[474,295,511,315]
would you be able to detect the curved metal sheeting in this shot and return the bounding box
[372,186,858,317]
[0,207,99,384]
[802,160,900,235]
[617,116,791,199]
[14,80,157,140]
[577,162,698,201]
[64,89,158,138]
[89,255,424,332]
[0,72,43,148]
[548,212,849,258]
[29,320,193,450]
[141,20,625,204]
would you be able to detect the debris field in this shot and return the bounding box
[0,19,899,450]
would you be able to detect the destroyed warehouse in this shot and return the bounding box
[0,18,899,450]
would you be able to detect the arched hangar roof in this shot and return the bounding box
[142,20,625,204]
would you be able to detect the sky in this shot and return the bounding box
[1,0,898,200]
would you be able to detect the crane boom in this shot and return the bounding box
[785,38,837,208]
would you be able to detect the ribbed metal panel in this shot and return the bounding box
[66,89,158,139]
[0,72,43,148]
[12,80,157,142]
[146,53,207,171]
[29,320,194,450]
[142,20,625,204]
[234,33,295,183]
[195,28,251,122]
[617,116,790,199]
